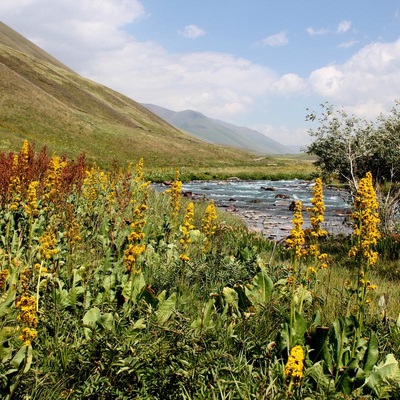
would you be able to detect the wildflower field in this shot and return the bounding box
[1,141,400,399]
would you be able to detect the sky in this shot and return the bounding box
[1,0,400,146]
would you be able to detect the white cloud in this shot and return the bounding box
[306,27,329,36]
[337,20,351,34]
[338,40,358,49]
[309,39,400,118]
[85,47,277,119]
[259,31,288,47]
[307,20,352,36]
[254,124,310,146]
[272,73,307,95]
[179,24,206,39]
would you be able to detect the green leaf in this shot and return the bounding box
[122,272,146,303]
[306,361,331,391]
[363,332,379,375]
[244,269,273,308]
[67,285,84,308]
[191,299,215,335]
[0,291,16,318]
[222,287,239,317]
[23,345,33,373]
[10,346,27,370]
[98,313,114,332]
[156,292,177,325]
[292,311,307,346]
[365,353,400,398]
[82,307,101,329]
[132,318,146,330]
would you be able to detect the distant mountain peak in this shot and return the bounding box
[143,103,294,155]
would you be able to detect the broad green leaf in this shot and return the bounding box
[365,353,400,398]
[191,299,215,335]
[244,269,273,308]
[122,272,146,303]
[98,313,114,332]
[10,345,27,369]
[222,287,239,317]
[306,361,331,391]
[67,286,84,308]
[156,292,177,325]
[23,345,33,373]
[363,332,379,374]
[132,318,146,330]
[82,307,101,328]
[292,311,307,346]
[103,274,116,292]
[0,291,16,318]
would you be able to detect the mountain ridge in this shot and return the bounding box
[142,103,294,155]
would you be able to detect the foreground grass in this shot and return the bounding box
[0,142,400,399]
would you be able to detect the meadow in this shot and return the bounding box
[0,141,400,399]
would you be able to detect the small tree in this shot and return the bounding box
[306,101,400,233]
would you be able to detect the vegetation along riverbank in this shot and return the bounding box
[0,140,400,399]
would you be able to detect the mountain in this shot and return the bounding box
[142,103,294,155]
[0,21,254,167]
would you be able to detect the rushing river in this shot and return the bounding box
[182,179,349,211]
[180,179,351,240]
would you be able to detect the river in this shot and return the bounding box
[181,179,352,241]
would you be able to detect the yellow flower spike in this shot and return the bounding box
[179,202,195,261]
[124,161,150,274]
[39,227,59,260]
[349,172,380,265]
[202,199,218,253]
[19,327,38,347]
[286,200,306,259]
[307,178,327,238]
[25,181,39,217]
[43,155,66,209]
[9,154,22,211]
[165,170,182,221]
[0,270,9,289]
[284,345,305,384]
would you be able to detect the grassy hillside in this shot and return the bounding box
[0,22,259,168]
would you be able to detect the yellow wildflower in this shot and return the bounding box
[9,155,22,211]
[307,178,328,238]
[124,168,149,273]
[16,267,39,346]
[25,181,39,217]
[165,170,182,220]
[19,139,30,176]
[348,172,380,265]
[179,202,195,261]
[286,201,306,259]
[202,199,218,253]
[19,327,38,347]
[0,270,9,289]
[39,227,59,260]
[43,155,66,208]
[284,345,305,383]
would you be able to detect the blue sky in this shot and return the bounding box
[1,0,400,145]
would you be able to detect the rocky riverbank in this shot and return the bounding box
[159,179,352,241]
[218,201,352,241]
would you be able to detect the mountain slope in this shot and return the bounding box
[0,22,254,167]
[143,103,293,155]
